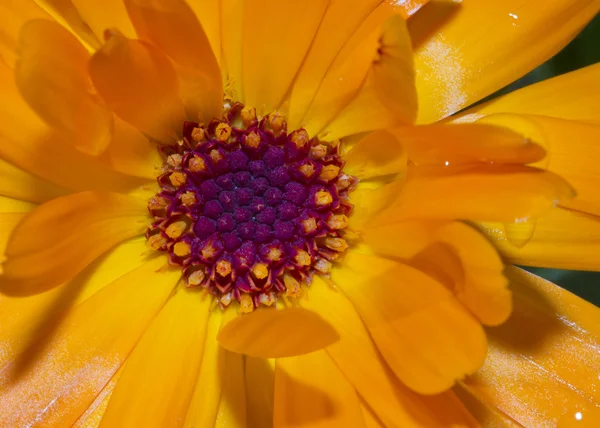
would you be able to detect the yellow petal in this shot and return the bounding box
[33,0,100,50]
[304,276,479,427]
[245,357,275,428]
[73,368,122,428]
[215,350,247,427]
[0,257,179,427]
[218,307,339,358]
[300,3,400,135]
[124,0,222,121]
[0,156,67,203]
[476,113,600,217]
[99,288,211,427]
[454,62,600,124]
[375,164,574,224]
[334,251,487,395]
[0,0,51,67]
[412,0,600,123]
[1,191,148,295]
[393,122,546,166]
[322,14,417,140]
[89,31,185,143]
[0,60,149,193]
[186,0,220,64]
[182,312,224,427]
[479,206,600,271]
[72,0,136,39]
[220,0,244,101]
[460,266,600,427]
[343,129,406,180]
[0,196,36,213]
[16,20,113,155]
[242,0,328,112]
[274,350,364,427]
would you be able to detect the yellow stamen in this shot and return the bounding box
[191,127,205,143]
[216,122,232,142]
[290,129,309,148]
[265,111,286,135]
[180,191,197,206]
[240,294,254,313]
[187,269,205,287]
[220,292,233,307]
[315,190,333,207]
[337,174,352,190]
[210,149,223,163]
[314,259,332,274]
[243,130,261,149]
[188,155,207,172]
[148,195,168,212]
[148,233,167,250]
[169,171,186,188]
[251,263,269,280]
[266,247,283,262]
[241,106,257,127]
[283,274,300,297]
[327,214,348,230]
[310,144,327,160]
[216,259,232,277]
[325,237,348,252]
[259,292,276,307]
[319,164,340,181]
[202,241,218,259]
[173,241,191,258]
[165,220,188,239]
[301,217,318,234]
[294,249,311,266]
[167,153,183,168]
[298,163,315,178]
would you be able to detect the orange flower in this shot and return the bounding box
[0,0,599,426]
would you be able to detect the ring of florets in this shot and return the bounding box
[146,103,357,312]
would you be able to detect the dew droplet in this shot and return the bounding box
[504,219,537,248]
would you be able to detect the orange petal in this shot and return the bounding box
[215,350,248,427]
[476,113,600,217]
[218,307,339,358]
[274,350,364,427]
[124,0,222,121]
[245,357,275,428]
[220,0,244,101]
[99,288,211,427]
[343,130,406,180]
[16,20,113,155]
[454,62,600,124]
[459,266,600,427]
[89,31,185,143]
[0,191,148,295]
[0,257,179,427]
[0,0,51,67]
[300,3,401,135]
[412,0,600,123]
[73,367,122,428]
[304,276,479,427]
[479,206,600,271]
[375,165,574,224]
[334,252,487,395]
[322,14,417,140]
[72,0,136,40]
[393,122,546,166]
[186,0,220,64]
[241,0,328,112]
[0,156,67,203]
[33,0,100,50]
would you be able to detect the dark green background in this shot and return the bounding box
[492,14,600,306]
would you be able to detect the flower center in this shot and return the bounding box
[146,103,356,312]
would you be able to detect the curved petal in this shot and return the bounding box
[124,0,222,122]
[0,0,51,67]
[374,165,574,224]
[32,0,100,49]
[459,266,600,427]
[393,122,546,166]
[475,113,600,217]
[89,31,185,143]
[454,62,600,124]
[343,130,406,180]
[186,0,220,63]
[333,251,487,395]
[16,20,113,155]
[245,357,275,428]
[218,307,339,358]
[73,367,121,427]
[479,207,600,271]
[321,14,417,140]
[0,257,180,427]
[215,349,247,427]
[0,156,67,203]
[274,350,365,428]
[73,0,136,39]
[0,191,148,295]
[303,276,479,427]
[412,0,600,123]
[99,288,211,427]
[241,0,328,112]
